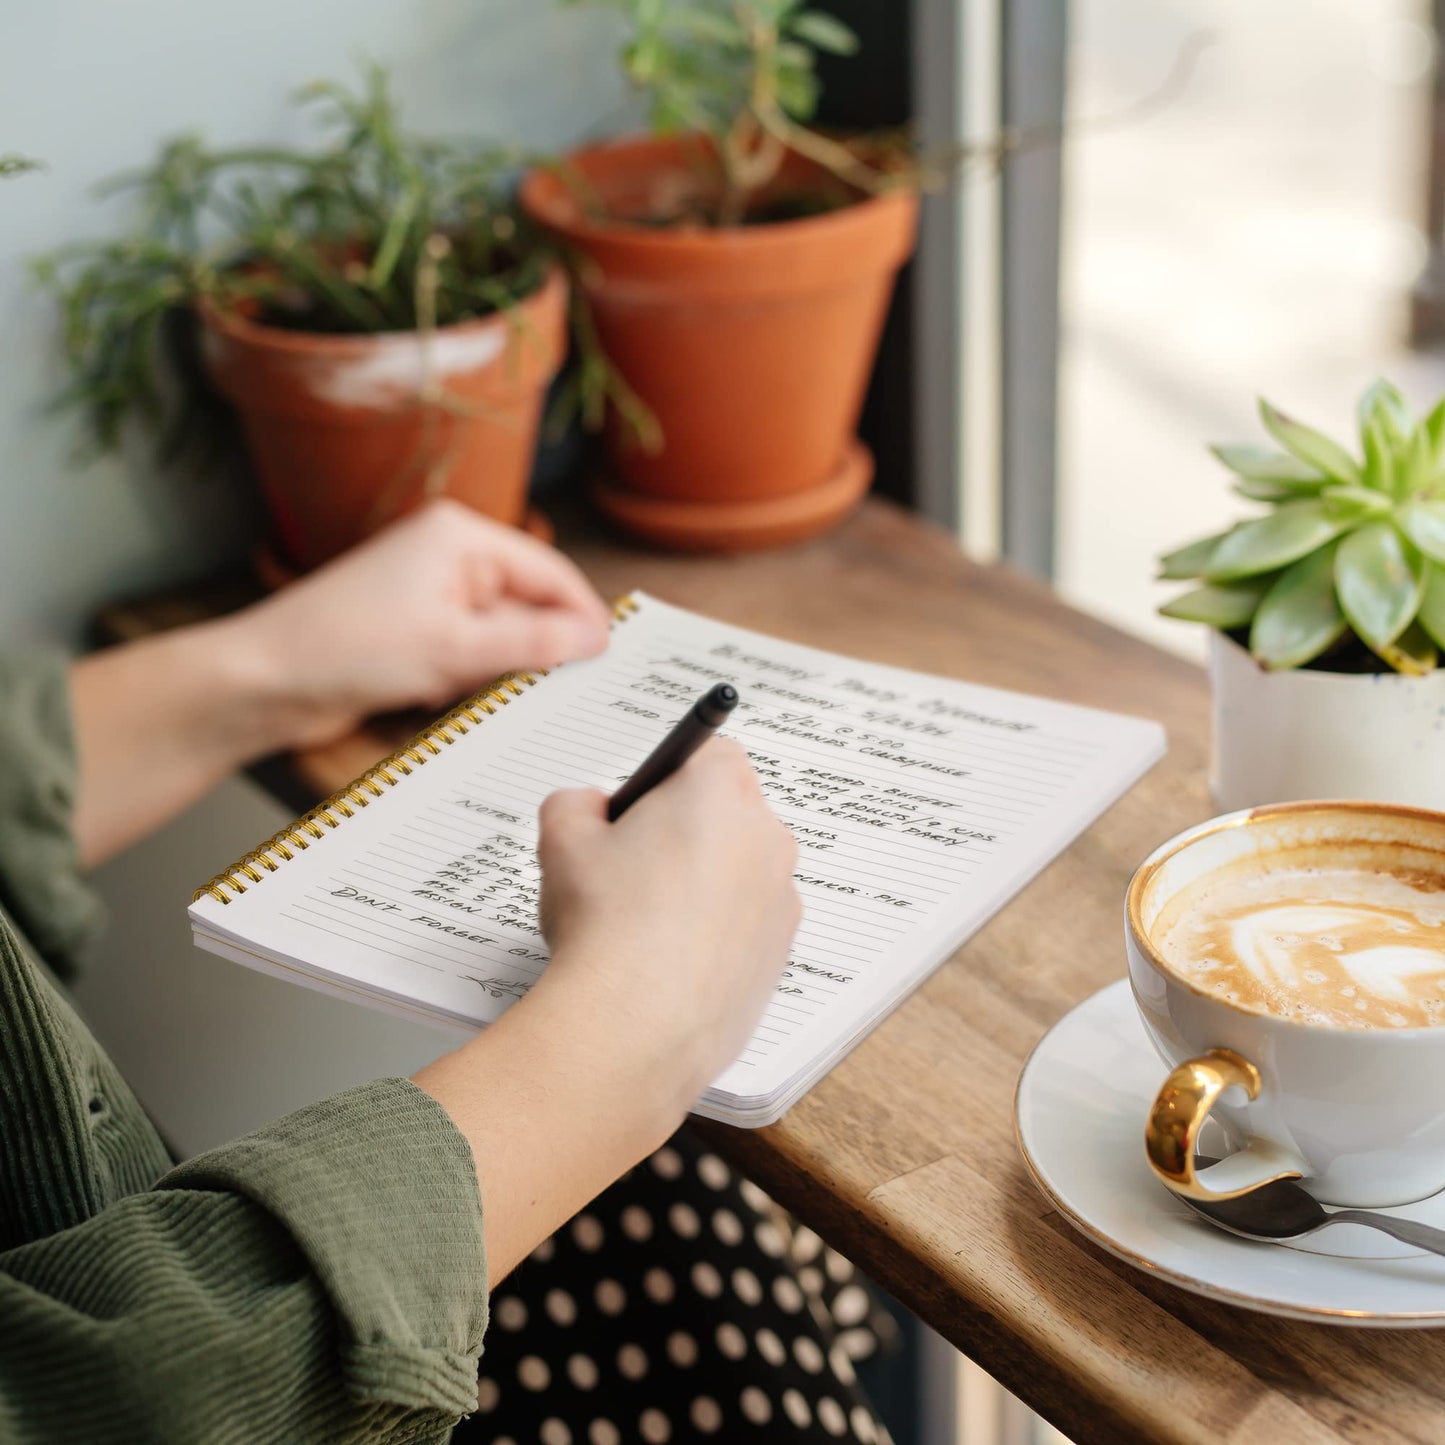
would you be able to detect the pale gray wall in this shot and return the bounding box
[1,0,628,646]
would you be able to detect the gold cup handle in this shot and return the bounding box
[1145,1049,1306,1201]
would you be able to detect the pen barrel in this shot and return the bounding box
[605,728,702,820]
[606,683,739,821]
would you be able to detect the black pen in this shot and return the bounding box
[607,683,741,821]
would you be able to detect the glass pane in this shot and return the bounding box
[1057,0,1433,658]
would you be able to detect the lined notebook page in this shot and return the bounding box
[191,593,1164,1111]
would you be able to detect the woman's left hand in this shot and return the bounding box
[71,500,612,865]
[232,499,613,748]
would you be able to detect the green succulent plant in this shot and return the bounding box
[1159,382,1445,676]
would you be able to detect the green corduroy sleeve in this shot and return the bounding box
[0,651,104,980]
[0,1078,488,1445]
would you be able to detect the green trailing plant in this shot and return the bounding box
[34,66,549,452]
[553,3,1215,455]
[564,0,900,225]
[1,155,42,178]
[1158,381,1445,676]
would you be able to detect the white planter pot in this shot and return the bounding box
[1209,631,1445,812]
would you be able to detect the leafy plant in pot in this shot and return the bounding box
[520,0,919,551]
[1158,381,1445,811]
[38,68,567,576]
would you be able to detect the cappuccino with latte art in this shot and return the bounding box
[1129,803,1445,1207]
[1152,864,1445,1030]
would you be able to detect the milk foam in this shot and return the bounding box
[1152,866,1445,1029]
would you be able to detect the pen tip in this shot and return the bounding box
[695,683,740,727]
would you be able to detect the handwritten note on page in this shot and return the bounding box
[190,593,1165,1125]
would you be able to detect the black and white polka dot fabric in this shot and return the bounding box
[453,1131,893,1444]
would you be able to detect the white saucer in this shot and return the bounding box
[1014,979,1445,1326]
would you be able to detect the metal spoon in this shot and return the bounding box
[1182,1158,1445,1257]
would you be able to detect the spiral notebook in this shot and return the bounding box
[189,593,1165,1126]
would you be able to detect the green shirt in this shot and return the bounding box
[0,653,489,1443]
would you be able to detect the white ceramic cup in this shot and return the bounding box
[1125,801,1445,1208]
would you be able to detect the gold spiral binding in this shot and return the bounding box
[193,592,642,906]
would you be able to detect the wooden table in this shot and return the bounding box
[101,500,1445,1445]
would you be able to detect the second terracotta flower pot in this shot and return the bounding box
[200,265,568,573]
[520,136,919,550]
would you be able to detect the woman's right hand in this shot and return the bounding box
[533,738,802,1131]
[413,738,799,1280]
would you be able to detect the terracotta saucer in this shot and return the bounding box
[590,438,873,552]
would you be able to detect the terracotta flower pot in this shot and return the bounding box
[520,135,919,550]
[199,264,568,572]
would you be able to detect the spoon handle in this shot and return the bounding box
[1329,1210,1445,1258]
